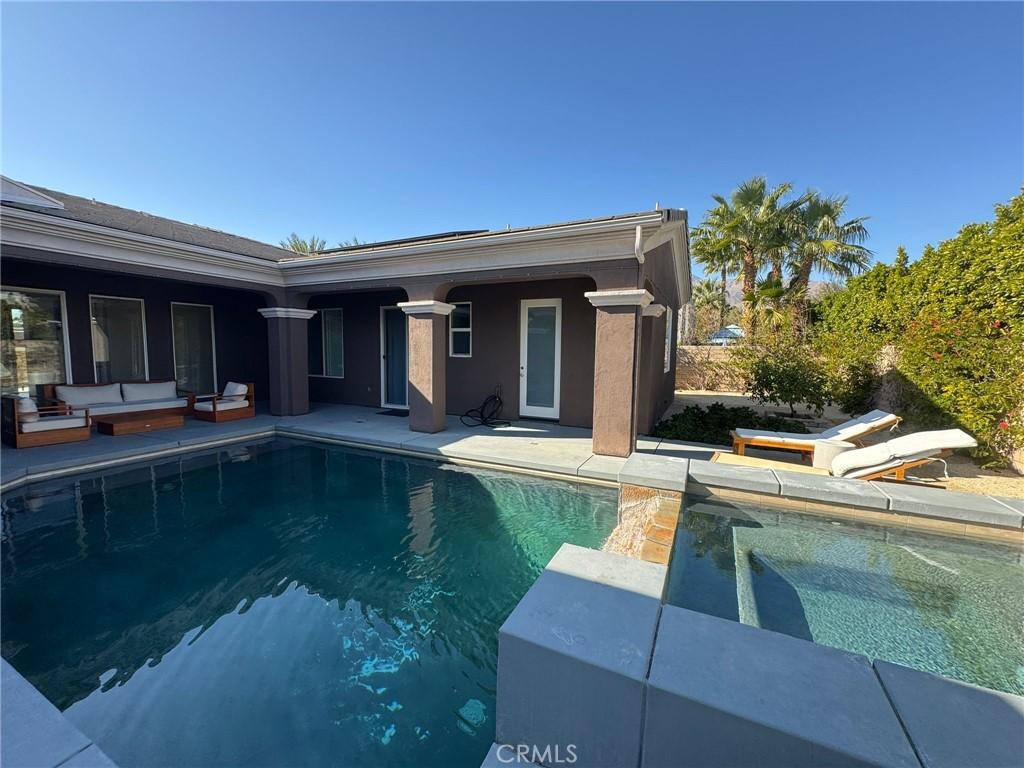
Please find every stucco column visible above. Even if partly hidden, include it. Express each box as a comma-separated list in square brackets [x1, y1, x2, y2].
[585, 289, 653, 457]
[398, 300, 454, 433]
[257, 307, 317, 416]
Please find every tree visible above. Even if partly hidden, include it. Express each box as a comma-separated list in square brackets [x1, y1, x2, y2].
[788, 193, 871, 323]
[691, 224, 742, 329]
[695, 177, 807, 325]
[280, 233, 327, 254]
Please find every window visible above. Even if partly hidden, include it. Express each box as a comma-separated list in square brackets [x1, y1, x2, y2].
[664, 308, 674, 373]
[309, 308, 344, 378]
[172, 303, 217, 394]
[449, 302, 472, 357]
[90, 295, 149, 382]
[1, 287, 72, 396]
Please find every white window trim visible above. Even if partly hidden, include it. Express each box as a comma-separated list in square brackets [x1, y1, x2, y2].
[663, 307, 674, 373]
[170, 302, 218, 393]
[309, 307, 345, 379]
[449, 301, 472, 358]
[1, 285, 74, 386]
[89, 294, 150, 382]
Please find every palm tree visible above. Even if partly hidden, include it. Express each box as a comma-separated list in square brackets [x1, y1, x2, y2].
[280, 233, 327, 255]
[691, 225, 742, 329]
[787, 193, 871, 321]
[697, 177, 807, 324]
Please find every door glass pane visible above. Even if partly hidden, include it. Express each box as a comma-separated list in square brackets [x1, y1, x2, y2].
[173, 304, 216, 394]
[91, 296, 147, 382]
[384, 309, 407, 407]
[323, 309, 345, 377]
[526, 306, 556, 408]
[1, 289, 68, 397]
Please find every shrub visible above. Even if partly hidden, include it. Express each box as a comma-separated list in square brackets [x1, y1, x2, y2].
[732, 321, 829, 416]
[653, 403, 809, 446]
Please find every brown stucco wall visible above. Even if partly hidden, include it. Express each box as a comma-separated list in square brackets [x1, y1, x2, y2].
[1, 257, 270, 397]
[444, 277, 597, 427]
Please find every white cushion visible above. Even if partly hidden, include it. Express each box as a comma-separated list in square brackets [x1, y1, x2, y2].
[830, 429, 977, 478]
[222, 382, 248, 402]
[57, 383, 122, 406]
[194, 399, 250, 413]
[733, 428, 824, 445]
[82, 398, 188, 416]
[821, 410, 900, 441]
[20, 415, 88, 433]
[122, 381, 177, 402]
[812, 439, 856, 470]
[16, 397, 39, 423]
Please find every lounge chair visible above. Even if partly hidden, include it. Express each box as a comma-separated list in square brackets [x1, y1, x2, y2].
[730, 409, 901, 457]
[1, 396, 92, 448]
[715, 428, 977, 482]
[193, 382, 255, 422]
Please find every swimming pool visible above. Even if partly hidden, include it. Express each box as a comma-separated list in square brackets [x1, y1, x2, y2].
[666, 495, 1024, 695]
[0, 438, 618, 768]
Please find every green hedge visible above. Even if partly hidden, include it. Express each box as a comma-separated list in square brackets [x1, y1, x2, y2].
[814, 192, 1024, 463]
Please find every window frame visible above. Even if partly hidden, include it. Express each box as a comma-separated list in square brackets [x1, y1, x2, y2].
[663, 307, 674, 374]
[448, 301, 472, 358]
[170, 301, 218, 394]
[1, 285, 74, 393]
[88, 293, 150, 382]
[309, 307, 345, 379]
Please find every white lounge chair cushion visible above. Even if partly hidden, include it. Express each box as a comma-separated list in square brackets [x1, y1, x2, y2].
[194, 399, 250, 413]
[20, 415, 88, 433]
[74, 398, 188, 416]
[821, 410, 900, 441]
[57, 383, 122, 406]
[122, 381, 177, 402]
[222, 382, 248, 402]
[732, 429, 822, 446]
[831, 429, 977, 478]
[16, 397, 39, 423]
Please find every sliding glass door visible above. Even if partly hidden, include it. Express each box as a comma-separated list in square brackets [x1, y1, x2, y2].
[172, 303, 217, 394]
[90, 295, 148, 382]
[1, 288, 71, 396]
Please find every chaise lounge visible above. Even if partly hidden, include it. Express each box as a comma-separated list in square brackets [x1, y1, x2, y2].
[731, 409, 901, 457]
[716, 428, 977, 482]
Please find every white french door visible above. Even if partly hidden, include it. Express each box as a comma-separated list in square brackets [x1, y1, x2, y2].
[519, 299, 562, 419]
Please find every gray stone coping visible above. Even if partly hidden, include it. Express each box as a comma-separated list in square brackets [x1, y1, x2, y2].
[1, 660, 118, 768]
[874, 660, 1024, 768]
[645, 606, 920, 768]
[775, 469, 890, 510]
[619, 453, 688, 492]
[871, 481, 1024, 529]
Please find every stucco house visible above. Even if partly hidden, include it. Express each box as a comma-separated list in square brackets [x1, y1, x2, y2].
[0, 177, 690, 457]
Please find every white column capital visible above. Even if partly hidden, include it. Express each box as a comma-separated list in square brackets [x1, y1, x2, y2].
[397, 300, 455, 316]
[584, 289, 654, 308]
[642, 303, 666, 317]
[258, 307, 317, 320]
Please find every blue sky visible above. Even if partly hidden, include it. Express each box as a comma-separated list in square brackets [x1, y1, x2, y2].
[2, 2, 1021, 277]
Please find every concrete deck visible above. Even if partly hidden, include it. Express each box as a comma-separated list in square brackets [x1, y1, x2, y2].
[0, 402, 713, 490]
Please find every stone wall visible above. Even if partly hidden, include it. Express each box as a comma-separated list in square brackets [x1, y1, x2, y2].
[674, 345, 744, 391]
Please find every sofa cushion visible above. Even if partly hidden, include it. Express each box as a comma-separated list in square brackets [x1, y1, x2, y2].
[86, 398, 188, 416]
[223, 381, 248, 402]
[20, 415, 89, 433]
[122, 381, 177, 402]
[57, 383, 122, 407]
[16, 397, 39, 423]
[194, 399, 250, 413]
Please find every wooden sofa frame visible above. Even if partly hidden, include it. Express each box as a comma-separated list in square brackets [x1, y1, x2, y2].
[42, 380, 195, 415]
[1, 397, 92, 449]
[193, 382, 256, 423]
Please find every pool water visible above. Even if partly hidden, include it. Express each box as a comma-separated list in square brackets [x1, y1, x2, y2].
[666, 496, 1024, 695]
[0, 438, 618, 768]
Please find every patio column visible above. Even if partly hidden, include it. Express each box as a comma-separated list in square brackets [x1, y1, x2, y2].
[585, 289, 653, 457]
[257, 307, 317, 416]
[398, 300, 454, 433]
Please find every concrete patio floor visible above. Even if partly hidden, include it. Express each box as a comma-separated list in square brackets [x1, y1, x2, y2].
[1, 402, 721, 490]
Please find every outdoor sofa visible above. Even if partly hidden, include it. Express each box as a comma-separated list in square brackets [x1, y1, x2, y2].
[730, 409, 901, 457]
[1, 396, 92, 449]
[42, 380, 194, 417]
